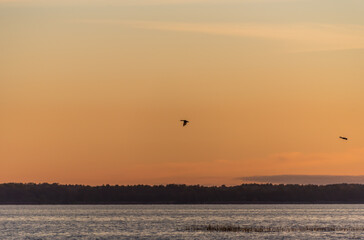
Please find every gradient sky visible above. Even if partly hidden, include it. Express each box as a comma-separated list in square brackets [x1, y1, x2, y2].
[2, 0, 364, 185]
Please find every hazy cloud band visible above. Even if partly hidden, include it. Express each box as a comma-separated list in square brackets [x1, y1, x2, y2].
[241, 175, 364, 185]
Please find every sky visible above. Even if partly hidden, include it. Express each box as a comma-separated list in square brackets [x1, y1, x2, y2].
[1, 0, 364, 186]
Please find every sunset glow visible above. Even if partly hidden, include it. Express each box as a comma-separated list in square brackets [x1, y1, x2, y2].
[2, 0, 364, 185]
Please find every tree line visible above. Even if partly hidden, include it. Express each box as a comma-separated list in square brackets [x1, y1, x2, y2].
[0, 183, 363, 204]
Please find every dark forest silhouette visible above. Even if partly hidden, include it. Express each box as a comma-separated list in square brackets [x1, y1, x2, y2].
[1, 183, 364, 204]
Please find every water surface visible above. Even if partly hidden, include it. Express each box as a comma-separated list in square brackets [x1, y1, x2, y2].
[0, 204, 363, 239]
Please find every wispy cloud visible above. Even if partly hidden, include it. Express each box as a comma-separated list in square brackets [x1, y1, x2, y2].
[241, 175, 364, 185]
[0, 0, 307, 4]
[80, 20, 364, 52]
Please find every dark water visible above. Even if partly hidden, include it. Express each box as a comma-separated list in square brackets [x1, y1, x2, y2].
[0, 204, 364, 239]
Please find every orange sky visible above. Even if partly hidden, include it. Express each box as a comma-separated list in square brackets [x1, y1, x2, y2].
[1, 0, 364, 185]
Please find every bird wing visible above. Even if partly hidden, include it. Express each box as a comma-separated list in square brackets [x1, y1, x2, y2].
[180, 120, 189, 126]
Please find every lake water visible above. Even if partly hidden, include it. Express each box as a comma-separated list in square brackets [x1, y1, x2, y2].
[0, 204, 364, 239]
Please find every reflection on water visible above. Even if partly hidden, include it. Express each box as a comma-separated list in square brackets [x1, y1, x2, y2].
[0, 204, 364, 239]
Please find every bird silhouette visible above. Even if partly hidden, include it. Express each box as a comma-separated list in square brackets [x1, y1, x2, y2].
[339, 136, 348, 140]
[180, 120, 189, 127]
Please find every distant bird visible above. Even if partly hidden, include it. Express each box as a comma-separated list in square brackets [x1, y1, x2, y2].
[180, 120, 189, 127]
[339, 136, 348, 141]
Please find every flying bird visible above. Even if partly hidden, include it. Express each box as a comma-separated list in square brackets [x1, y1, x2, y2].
[339, 136, 348, 140]
[180, 120, 189, 127]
